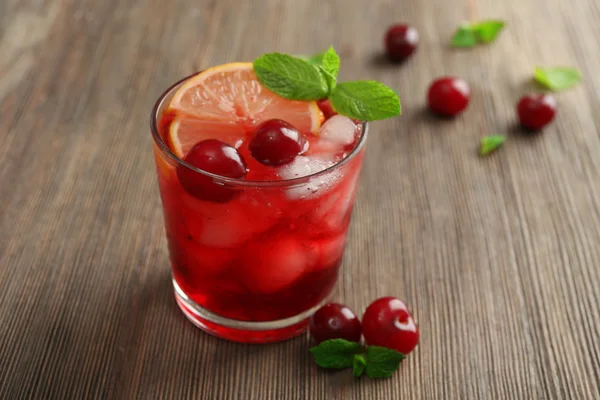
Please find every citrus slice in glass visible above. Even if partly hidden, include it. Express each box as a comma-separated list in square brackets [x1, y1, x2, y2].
[167, 62, 324, 158]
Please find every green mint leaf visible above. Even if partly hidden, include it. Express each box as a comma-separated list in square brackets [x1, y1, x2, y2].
[320, 69, 337, 93]
[253, 53, 329, 100]
[321, 47, 340, 78]
[534, 66, 582, 91]
[329, 81, 401, 121]
[320, 47, 341, 91]
[352, 354, 367, 377]
[306, 52, 325, 66]
[480, 135, 505, 156]
[309, 339, 362, 369]
[451, 24, 477, 48]
[452, 20, 505, 47]
[473, 20, 505, 43]
[364, 346, 405, 379]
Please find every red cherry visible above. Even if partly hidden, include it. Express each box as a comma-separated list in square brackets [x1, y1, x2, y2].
[427, 77, 471, 117]
[517, 94, 557, 131]
[177, 139, 247, 202]
[317, 99, 337, 120]
[385, 24, 419, 62]
[362, 297, 419, 354]
[249, 119, 307, 166]
[310, 303, 362, 344]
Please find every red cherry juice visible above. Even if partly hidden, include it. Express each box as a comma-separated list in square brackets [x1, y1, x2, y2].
[152, 89, 366, 342]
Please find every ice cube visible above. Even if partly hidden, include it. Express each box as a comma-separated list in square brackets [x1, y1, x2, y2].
[278, 156, 341, 199]
[315, 234, 347, 271]
[278, 156, 319, 180]
[194, 215, 247, 248]
[180, 192, 281, 248]
[318, 115, 357, 146]
[238, 236, 319, 293]
[304, 166, 360, 233]
[307, 139, 339, 157]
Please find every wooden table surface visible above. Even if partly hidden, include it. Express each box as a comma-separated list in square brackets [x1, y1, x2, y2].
[2, 0, 600, 398]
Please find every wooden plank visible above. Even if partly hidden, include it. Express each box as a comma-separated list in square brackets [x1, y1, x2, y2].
[1, 0, 599, 398]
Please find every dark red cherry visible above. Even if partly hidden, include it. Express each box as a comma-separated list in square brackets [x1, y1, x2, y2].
[177, 139, 247, 202]
[427, 77, 471, 117]
[385, 24, 419, 62]
[517, 94, 557, 131]
[249, 119, 307, 166]
[310, 303, 362, 344]
[362, 297, 419, 355]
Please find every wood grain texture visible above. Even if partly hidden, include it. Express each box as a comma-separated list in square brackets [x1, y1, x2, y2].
[1, 0, 600, 398]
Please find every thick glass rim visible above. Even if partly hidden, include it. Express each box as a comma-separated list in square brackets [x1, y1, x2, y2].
[150, 73, 369, 188]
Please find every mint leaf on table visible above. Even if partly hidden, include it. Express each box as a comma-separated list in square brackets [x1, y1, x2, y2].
[473, 20, 506, 43]
[451, 24, 477, 48]
[364, 346, 405, 378]
[309, 340, 407, 379]
[352, 354, 367, 377]
[534, 67, 582, 91]
[309, 339, 363, 369]
[451, 20, 505, 47]
[329, 81, 401, 121]
[320, 46, 340, 91]
[253, 53, 329, 100]
[480, 135, 505, 156]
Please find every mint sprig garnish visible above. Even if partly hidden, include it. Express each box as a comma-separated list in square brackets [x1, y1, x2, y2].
[320, 47, 340, 91]
[253, 47, 401, 121]
[305, 52, 325, 66]
[534, 67, 581, 91]
[480, 135, 505, 156]
[451, 20, 506, 47]
[253, 53, 328, 100]
[330, 81, 401, 121]
[310, 339, 406, 379]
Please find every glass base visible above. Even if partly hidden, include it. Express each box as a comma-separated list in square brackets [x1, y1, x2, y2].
[173, 279, 327, 343]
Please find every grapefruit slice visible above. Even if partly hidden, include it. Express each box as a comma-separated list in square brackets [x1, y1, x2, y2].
[167, 62, 323, 158]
